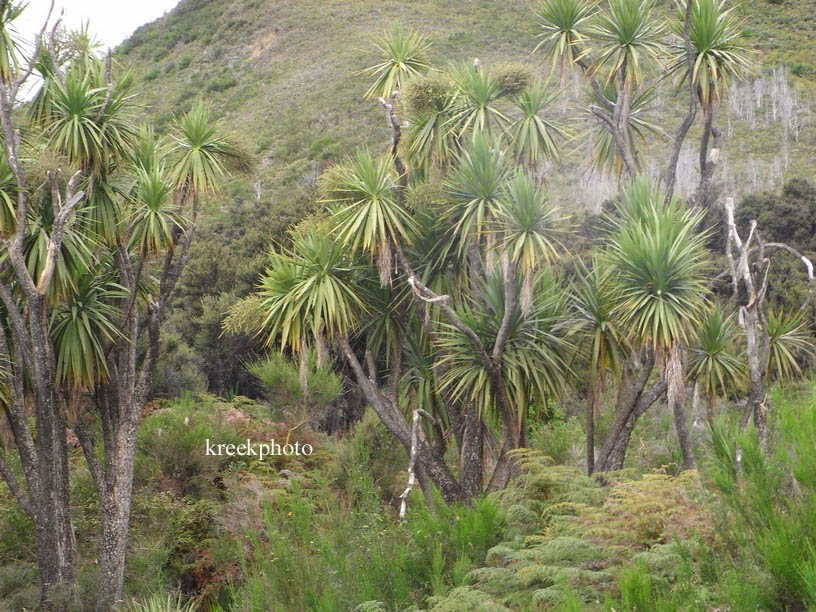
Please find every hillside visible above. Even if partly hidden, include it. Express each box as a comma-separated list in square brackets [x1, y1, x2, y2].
[110, 0, 816, 390]
[119, 0, 815, 215]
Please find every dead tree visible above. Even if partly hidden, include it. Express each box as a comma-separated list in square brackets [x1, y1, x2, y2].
[723, 196, 815, 448]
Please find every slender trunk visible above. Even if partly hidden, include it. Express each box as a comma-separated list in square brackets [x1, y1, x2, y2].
[693, 103, 721, 210]
[663, 0, 699, 204]
[94, 401, 139, 611]
[672, 398, 696, 471]
[668, 345, 696, 471]
[740, 305, 768, 448]
[596, 351, 668, 472]
[586, 381, 598, 475]
[596, 352, 653, 470]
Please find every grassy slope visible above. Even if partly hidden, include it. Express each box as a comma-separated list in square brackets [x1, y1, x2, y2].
[118, 0, 815, 228]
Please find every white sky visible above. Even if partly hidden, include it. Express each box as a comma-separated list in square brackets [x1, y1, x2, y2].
[16, 0, 181, 50]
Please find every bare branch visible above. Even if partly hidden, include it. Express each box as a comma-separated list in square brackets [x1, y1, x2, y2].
[95, 50, 113, 122]
[379, 91, 407, 188]
[407, 274, 487, 355]
[398, 408, 441, 520]
[589, 105, 615, 131]
[492, 253, 516, 361]
[763, 243, 815, 310]
[36, 171, 85, 293]
[10, 0, 55, 96]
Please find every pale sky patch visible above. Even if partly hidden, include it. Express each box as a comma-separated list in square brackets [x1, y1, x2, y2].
[16, 0, 181, 51]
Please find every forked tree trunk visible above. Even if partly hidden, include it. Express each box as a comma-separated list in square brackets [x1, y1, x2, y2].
[338, 335, 466, 503]
[693, 103, 722, 211]
[596, 351, 667, 472]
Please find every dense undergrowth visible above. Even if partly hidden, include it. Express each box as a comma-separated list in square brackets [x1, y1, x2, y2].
[4, 380, 816, 609]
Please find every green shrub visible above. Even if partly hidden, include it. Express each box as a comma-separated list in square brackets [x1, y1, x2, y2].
[709, 385, 816, 609]
[205, 75, 238, 93]
[138, 395, 246, 496]
[617, 562, 654, 611]
[127, 593, 197, 612]
[528, 405, 584, 466]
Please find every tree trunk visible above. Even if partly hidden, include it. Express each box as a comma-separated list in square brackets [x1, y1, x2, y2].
[460, 403, 483, 497]
[740, 305, 769, 448]
[338, 335, 466, 503]
[596, 351, 668, 472]
[705, 393, 715, 425]
[668, 345, 696, 471]
[693, 103, 721, 210]
[597, 378, 668, 472]
[586, 382, 598, 475]
[30, 302, 76, 608]
[596, 352, 653, 470]
[32, 412, 76, 608]
[95, 408, 139, 611]
[672, 398, 696, 471]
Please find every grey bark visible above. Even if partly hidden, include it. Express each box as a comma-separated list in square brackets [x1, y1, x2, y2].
[0, 22, 81, 601]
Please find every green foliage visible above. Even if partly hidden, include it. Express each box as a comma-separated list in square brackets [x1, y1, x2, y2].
[497, 171, 562, 274]
[528, 405, 585, 465]
[437, 269, 573, 422]
[587, 83, 664, 176]
[533, 0, 594, 72]
[326, 150, 417, 256]
[43, 60, 138, 174]
[50, 265, 127, 388]
[248, 351, 343, 408]
[709, 386, 816, 609]
[127, 593, 198, 612]
[327, 409, 407, 502]
[258, 222, 364, 350]
[617, 561, 654, 610]
[667, 0, 753, 107]
[444, 133, 511, 258]
[0, 3, 22, 83]
[589, 0, 665, 87]
[357, 24, 432, 100]
[151, 331, 208, 398]
[128, 165, 184, 255]
[572, 260, 625, 386]
[508, 81, 566, 166]
[402, 74, 457, 173]
[604, 178, 711, 351]
[230, 469, 506, 611]
[0, 153, 17, 235]
[447, 63, 514, 141]
[766, 309, 815, 380]
[169, 101, 254, 195]
[137, 396, 246, 496]
[687, 306, 745, 400]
